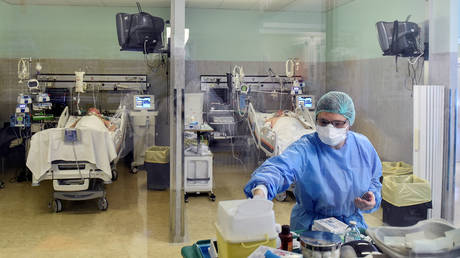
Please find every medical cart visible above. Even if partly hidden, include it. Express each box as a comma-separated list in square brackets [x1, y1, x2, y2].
[184, 123, 215, 202]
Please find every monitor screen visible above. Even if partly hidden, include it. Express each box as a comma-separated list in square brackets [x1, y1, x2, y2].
[297, 96, 314, 109]
[134, 95, 154, 110]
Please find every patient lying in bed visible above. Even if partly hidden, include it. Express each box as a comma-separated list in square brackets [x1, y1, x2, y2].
[71, 108, 116, 132]
[265, 110, 289, 128]
[265, 110, 315, 153]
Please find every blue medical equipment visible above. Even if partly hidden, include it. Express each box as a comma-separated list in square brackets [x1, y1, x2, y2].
[64, 128, 79, 143]
[10, 113, 31, 127]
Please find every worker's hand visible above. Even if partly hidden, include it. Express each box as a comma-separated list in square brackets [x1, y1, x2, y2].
[252, 188, 266, 199]
[354, 191, 375, 211]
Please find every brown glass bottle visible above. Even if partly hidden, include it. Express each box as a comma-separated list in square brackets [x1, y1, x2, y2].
[279, 225, 293, 251]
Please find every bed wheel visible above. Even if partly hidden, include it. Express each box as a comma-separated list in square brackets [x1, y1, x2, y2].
[209, 193, 216, 202]
[130, 167, 138, 174]
[275, 192, 287, 202]
[97, 197, 108, 211]
[52, 199, 63, 213]
[111, 169, 118, 181]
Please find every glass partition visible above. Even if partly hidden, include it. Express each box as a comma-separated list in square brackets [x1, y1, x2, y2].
[184, 0, 326, 242]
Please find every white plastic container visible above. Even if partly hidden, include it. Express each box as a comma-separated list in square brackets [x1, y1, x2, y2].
[216, 199, 278, 258]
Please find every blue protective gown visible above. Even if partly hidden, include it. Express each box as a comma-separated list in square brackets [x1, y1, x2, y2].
[244, 131, 382, 231]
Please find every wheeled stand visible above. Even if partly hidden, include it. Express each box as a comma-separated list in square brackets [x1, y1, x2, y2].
[184, 192, 216, 203]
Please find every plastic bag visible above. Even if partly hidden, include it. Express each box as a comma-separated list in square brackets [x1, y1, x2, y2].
[382, 175, 431, 207]
[144, 146, 170, 164]
[382, 161, 413, 177]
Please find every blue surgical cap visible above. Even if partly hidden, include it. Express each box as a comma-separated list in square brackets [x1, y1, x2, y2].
[315, 91, 355, 126]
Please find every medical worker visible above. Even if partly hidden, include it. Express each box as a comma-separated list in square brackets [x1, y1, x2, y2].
[244, 91, 382, 231]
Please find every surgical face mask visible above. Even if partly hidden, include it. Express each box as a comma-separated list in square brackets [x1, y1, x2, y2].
[316, 124, 348, 146]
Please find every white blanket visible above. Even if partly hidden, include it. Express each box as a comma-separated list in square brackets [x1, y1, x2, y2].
[271, 117, 315, 153]
[74, 115, 107, 131]
[27, 128, 117, 182]
[66, 115, 123, 151]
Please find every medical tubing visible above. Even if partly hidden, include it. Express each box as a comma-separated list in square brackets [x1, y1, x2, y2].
[76, 92, 81, 115]
[71, 142, 84, 182]
[92, 84, 97, 107]
[228, 123, 248, 171]
[306, 109, 316, 130]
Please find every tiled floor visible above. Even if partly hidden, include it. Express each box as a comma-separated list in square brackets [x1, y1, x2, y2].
[0, 156, 383, 257]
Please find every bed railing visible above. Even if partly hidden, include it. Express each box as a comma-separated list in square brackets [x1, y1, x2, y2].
[57, 106, 69, 128]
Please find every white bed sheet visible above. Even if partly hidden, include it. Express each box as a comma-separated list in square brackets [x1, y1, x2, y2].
[27, 128, 117, 183]
[271, 116, 315, 153]
[253, 111, 314, 154]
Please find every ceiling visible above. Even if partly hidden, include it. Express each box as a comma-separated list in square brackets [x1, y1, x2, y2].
[2, 0, 355, 11]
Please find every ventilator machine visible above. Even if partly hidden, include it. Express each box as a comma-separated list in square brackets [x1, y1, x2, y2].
[129, 95, 158, 173]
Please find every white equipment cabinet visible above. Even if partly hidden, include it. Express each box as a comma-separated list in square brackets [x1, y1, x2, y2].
[129, 95, 158, 173]
[184, 148, 215, 202]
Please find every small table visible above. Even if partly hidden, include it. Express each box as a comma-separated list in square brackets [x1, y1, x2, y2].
[184, 123, 214, 153]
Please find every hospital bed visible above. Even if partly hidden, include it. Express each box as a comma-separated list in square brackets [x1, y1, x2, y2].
[26, 106, 128, 212]
[247, 102, 316, 157]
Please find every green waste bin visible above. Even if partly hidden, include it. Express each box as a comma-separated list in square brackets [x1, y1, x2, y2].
[144, 146, 170, 190]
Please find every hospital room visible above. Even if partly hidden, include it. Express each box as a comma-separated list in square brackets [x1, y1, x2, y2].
[1, 0, 460, 257]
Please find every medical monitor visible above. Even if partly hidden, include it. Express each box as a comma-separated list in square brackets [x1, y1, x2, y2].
[116, 11, 164, 53]
[376, 20, 421, 57]
[296, 95, 315, 110]
[133, 95, 155, 111]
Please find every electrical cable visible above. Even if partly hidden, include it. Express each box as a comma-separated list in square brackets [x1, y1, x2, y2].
[228, 123, 248, 172]
[143, 40, 167, 74]
[267, 68, 285, 111]
[405, 50, 424, 92]
[399, 29, 425, 92]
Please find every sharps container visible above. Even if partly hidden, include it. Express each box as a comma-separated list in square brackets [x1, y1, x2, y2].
[300, 231, 342, 258]
[215, 199, 277, 258]
[144, 146, 170, 190]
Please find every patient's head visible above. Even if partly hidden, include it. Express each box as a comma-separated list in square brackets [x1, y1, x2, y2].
[87, 107, 101, 116]
[275, 110, 285, 117]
